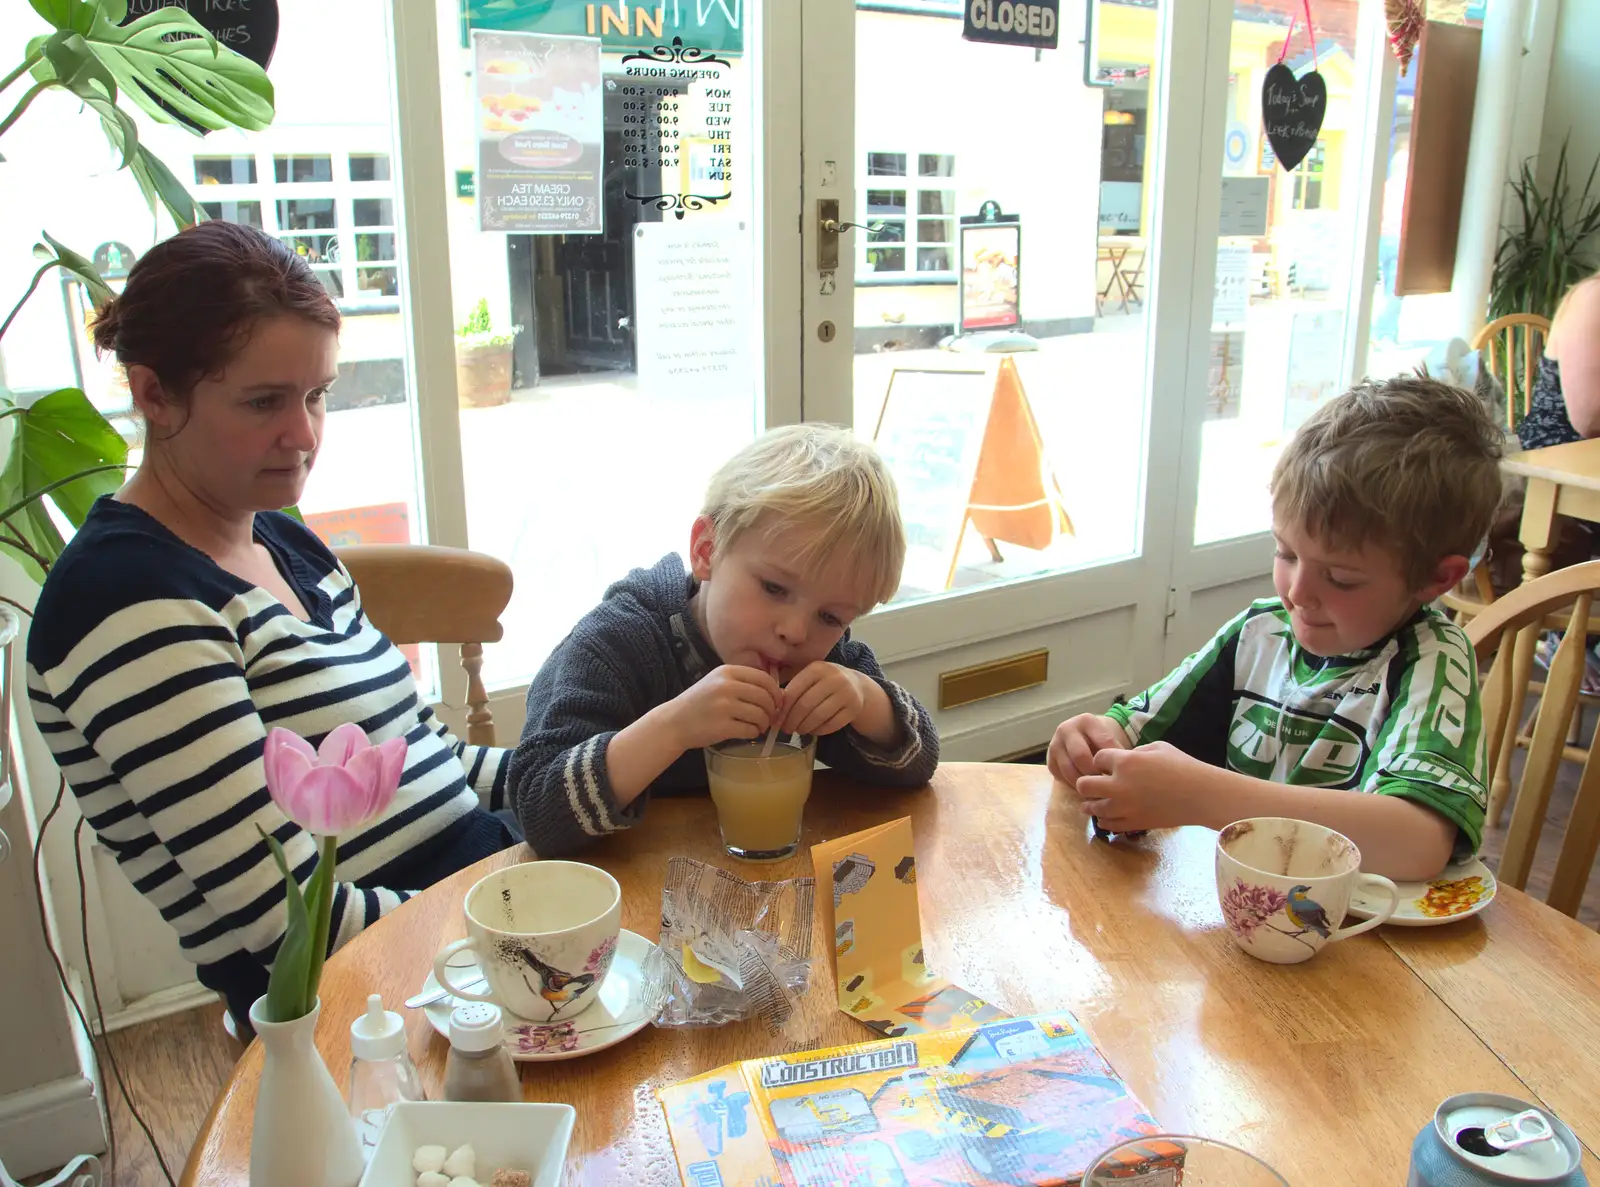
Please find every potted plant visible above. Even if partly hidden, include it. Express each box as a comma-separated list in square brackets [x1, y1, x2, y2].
[454, 298, 521, 408]
[1489, 138, 1600, 323]
[0, 0, 274, 579]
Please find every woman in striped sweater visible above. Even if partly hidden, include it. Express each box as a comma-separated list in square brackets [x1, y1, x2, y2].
[27, 223, 517, 1033]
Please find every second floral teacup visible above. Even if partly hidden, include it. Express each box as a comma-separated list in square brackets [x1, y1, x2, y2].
[1215, 817, 1398, 965]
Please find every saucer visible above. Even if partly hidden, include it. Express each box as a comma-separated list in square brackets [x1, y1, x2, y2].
[1346, 856, 1497, 927]
[417, 929, 659, 1061]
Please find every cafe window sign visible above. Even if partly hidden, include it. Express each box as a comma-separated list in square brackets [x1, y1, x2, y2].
[461, 0, 746, 55]
[959, 202, 1021, 331]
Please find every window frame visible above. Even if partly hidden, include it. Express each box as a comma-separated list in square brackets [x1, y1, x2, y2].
[856, 146, 958, 284]
[193, 150, 401, 310]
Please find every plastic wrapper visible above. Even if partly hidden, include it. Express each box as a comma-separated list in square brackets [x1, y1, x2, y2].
[642, 858, 814, 1033]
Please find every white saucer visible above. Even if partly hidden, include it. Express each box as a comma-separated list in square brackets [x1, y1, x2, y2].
[417, 929, 659, 1061]
[1347, 856, 1497, 927]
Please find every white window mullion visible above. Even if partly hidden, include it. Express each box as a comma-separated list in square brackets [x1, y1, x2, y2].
[386, 0, 468, 554]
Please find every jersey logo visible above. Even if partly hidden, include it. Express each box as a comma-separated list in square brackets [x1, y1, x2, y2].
[1228, 701, 1367, 787]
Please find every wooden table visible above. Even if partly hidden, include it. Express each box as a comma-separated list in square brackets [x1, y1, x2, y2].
[1503, 437, 1600, 587]
[182, 765, 1600, 1185]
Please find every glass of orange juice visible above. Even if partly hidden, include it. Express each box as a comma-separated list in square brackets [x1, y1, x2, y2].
[703, 735, 817, 862]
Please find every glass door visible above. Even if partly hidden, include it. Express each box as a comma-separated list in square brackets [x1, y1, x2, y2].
[420, 0, 792, 693]
[1163, 0, 1394, 666]
[801, 0, 1209, 759]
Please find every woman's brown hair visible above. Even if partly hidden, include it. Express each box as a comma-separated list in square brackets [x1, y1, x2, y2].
[91, 221, 340, 398]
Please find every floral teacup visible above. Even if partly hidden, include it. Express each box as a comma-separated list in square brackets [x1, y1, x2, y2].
[1215, 817, 1398, 964]
[433, 861, 620, 1022]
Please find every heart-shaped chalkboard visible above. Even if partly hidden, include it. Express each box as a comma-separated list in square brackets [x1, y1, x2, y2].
[1260, 62, 1327, 173]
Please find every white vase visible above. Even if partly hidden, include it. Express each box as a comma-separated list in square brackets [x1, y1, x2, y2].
[249, 995, 365, 1187]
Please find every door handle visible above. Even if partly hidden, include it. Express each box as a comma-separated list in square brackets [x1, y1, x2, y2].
[816, 199, 885, 271]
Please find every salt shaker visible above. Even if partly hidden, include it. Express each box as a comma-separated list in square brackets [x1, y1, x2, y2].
[348, 993, 426, 1152]
[442, 1003, 521, 1103]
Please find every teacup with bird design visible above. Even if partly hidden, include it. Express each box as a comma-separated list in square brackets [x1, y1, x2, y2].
[433, 861, 622, 1023]
[1215, 817, 1399, 964]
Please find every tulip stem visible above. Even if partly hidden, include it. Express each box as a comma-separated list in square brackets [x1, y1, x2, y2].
[304, 834, 338, 1008]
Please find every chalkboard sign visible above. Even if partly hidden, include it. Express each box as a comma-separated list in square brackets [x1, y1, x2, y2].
[120, 0, 279, 123]
[1260, 62, 1325, 173]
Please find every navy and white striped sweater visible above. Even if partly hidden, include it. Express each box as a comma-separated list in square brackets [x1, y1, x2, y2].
[27, 499, 511, 987]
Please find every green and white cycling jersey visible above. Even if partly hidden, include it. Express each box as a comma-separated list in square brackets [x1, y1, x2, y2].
[1105, 598, 1486, 857]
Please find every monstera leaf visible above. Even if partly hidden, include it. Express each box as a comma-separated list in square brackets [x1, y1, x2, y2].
[0, 389, 129, 580]
[28, 0, 101, 36]
[0, 233, 114, 344]
[28, 1, 273, 134]
[34, 232, 115, 309]
[130, 143, 203, 227]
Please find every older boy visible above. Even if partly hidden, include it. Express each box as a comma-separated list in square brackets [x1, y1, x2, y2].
[509, 424, 938, 856]
[1048, 376, 1504, 881]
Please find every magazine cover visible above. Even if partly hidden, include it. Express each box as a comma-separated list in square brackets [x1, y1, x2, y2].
[658, 1010, 1178, 1187]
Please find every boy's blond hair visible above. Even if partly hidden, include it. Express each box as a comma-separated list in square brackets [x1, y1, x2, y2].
[701, 424, 906, 608]
[1271, 374, 1504, 590]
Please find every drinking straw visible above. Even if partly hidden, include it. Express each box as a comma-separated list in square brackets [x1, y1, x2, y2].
[759, 662, 782, 759]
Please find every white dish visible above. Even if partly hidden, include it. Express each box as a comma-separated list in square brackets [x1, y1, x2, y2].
[1347, 856, 1497, 927]
[417, 928, 659, 1061]
[359, 1100, 573, 1187]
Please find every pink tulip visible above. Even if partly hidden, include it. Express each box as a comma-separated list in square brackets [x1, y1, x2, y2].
[263, 723, 407, 836]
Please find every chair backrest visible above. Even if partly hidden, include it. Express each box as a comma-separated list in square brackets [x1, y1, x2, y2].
[1466, 560, 1600, 915]
[1471, 313, 1551, 430]
[335, 544, 513, 747]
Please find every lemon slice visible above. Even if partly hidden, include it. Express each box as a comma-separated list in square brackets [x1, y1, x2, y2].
[681, 943, 725, 984]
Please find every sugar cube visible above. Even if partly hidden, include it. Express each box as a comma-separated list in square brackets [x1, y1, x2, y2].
[442, 1145, 477, 1179]
[413, 1146, 447, 1175]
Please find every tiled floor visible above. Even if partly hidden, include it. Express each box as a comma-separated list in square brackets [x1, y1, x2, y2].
[29, 750, 1600, 1187]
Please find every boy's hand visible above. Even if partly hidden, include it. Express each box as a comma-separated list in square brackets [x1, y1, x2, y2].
[779, 662, 870, 737]
[1073, 741, 1205, 832]
[1047, 714, 1129, 790]
[668, 665, 782, 750]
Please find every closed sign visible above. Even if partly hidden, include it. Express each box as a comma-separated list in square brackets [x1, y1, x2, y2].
[964, 0, 1059, 49]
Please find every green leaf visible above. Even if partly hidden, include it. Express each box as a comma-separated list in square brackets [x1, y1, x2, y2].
[29, 0, 104, 36]
[34, 233, 115, 310]
[0, 491, 64, 584]
[130, 144, 202, 227]
[81, 7, 274, 133]
[260, 828, 314, 1022]
[90, 96, 140, 170]
[0, 389, 127, 554]
[30, 32, 141, 170]
[39, 30, 117, 102]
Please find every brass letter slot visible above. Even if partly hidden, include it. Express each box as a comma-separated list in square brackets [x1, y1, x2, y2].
[939, 648, 1049, 711]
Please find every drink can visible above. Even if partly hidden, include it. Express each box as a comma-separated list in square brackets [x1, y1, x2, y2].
[1408, 1093, 1587, 1185]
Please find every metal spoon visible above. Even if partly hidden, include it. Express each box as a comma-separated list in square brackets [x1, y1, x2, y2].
[404, 974, 487, 1010]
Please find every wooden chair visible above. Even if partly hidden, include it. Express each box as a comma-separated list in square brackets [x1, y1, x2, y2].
[1471, 312, 1551, 430]
[1468, 560, 1600, 916]
[335, 544, 513, 746]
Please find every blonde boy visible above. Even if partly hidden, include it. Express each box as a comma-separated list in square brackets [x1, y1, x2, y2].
[1048, 376, 1504, 881]
[509, 424, 938, 856]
